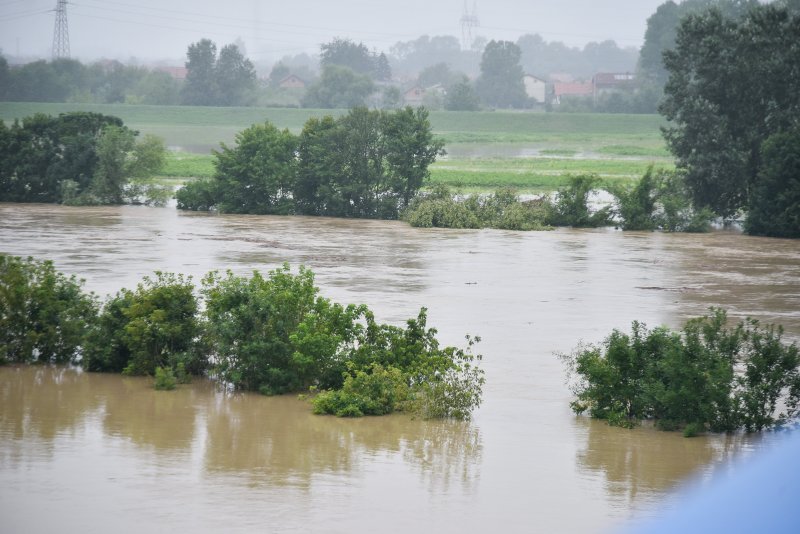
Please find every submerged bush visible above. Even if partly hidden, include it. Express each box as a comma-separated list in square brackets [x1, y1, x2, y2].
[154, 366, 177, 390]
[561, 309, 800, 435]
[607, 168, 714, 232]
[3, 255, 484, 419]
[0, 255, 98, 364]
[404, 185, 551, 231]
[551, 174, 612, 228]
[82, 272, 203, 376]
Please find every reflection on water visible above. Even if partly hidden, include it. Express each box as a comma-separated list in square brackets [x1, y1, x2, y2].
[1, 203, 799, 533]
[574, 417, 763, 511]
[0, 366, 482, 491]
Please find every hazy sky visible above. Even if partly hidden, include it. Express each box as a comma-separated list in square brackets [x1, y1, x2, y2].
[1, 0, 667, 63]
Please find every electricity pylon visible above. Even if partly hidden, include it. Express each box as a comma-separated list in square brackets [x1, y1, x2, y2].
[460, 1, 479, 51]
[52, 0, 70, 59]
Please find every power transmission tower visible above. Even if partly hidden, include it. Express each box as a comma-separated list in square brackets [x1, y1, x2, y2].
[460, 1, 479, 51]
[52, 0, 70, 59]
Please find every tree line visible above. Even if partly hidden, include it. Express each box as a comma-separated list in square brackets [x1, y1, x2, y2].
[177, 106, 444, 219]
[0, 111, 168, 206]
[0, 255, 484, 419]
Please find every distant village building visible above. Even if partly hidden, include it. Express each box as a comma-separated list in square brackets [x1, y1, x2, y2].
[592, 72, 636, 101]
[522, 74, 547, 104]
[278, 74, 306, 90]
[552, 81, 593, 105]
[404, 86, 426, 106]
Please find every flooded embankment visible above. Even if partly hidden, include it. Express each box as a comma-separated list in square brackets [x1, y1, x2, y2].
[1, 203, 799, 533]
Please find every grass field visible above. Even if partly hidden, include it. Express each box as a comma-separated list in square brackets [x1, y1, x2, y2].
[1, 102, 672, 191]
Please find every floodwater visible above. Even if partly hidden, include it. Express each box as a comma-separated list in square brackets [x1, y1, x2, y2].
[1, 203, 799, 533]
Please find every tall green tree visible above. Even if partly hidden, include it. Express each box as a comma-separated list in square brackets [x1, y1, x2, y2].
[214, 44, 257, 106]
[301, 65, 375, 109]
[660, 4, 800, 224]
[746, 128, 800, 238]
[444, 78, 480, 111]
[211, 121, 297, 214]
[182, 39, 217, 105]
[475, 40, 528, 109]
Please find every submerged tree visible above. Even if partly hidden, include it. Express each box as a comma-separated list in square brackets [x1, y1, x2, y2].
[660, 3, 800, 234]
[562, 309, 800, 435]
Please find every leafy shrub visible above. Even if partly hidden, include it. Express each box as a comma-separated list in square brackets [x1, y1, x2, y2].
[0, 255, 98, 364]
[314, 309, 485, 420]
[82, 272, 201, 376]
[655, 171, 714, 232]
[313, 364, 410, 417]
[154, 366, 177, 390]
[176, 178, 218, 211]
[404, 185, 551, 231]
[607, 167, 662, 230]
[551, 174, 612, 227]
[561, 309, 800, 435]
[202, 264, 321, 393]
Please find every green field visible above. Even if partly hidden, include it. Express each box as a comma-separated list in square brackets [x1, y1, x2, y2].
[1, 102, 672, 191]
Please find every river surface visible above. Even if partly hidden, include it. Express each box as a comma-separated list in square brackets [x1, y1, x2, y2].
[1, 203, 799, 533]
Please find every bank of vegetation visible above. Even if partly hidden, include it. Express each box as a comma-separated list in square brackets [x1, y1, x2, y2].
[0, 254, 484, 420]
[561, 309, 800, 436]
[176, 106, 443, 219]
[0, 111, 168, 205]
[403, 170, 712, 232]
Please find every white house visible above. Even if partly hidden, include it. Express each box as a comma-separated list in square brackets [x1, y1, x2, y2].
[523, 74, 547, 104]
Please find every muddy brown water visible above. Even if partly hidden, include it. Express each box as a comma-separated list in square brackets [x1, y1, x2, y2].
[1, 203, 799, 533]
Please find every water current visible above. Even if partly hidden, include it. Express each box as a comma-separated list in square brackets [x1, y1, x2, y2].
[1, 203, 799, 533]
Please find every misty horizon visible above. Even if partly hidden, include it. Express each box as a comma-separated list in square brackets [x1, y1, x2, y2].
[1, 0, 665, 65]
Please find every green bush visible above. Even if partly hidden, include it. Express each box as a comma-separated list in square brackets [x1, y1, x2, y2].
[313, 364, 410, 417]
[561, 309, 800, 435]
[0, 255, 98, 364]
[551, 174, 612, 227]
[175, 178, 218, 211]
[154, 366, 177, 390]
[82, 272, 202, 376]
[403, 185, 551, 231]
[201, 264, 321, 393]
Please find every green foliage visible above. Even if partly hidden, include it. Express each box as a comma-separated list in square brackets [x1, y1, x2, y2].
[212, 121, 297, 214]
[660, 3, 800, 220]
[181, 39, 256, 106]
[301, 65, 375, 109]
[444, 78, 480, 111]
[175, 178, 218, 211]
[403, 185, 552, 231]
[175, 106, 444, 219]
[562, 309, 800, 435]
[607, 167, 712, 232]
[313, 364, 410, 417]
[313, 310, 485, 420]
[154, 366, 177, 390]
[551, 175, 612, 227]
[201, 265, 321, 393]
[476, 41, 529, 109]
[0, 111, 165, 206]
[1, 254, 484, 420]
[319, 38, 391, 81]
[0, 255, 98, 365]
[746, 128, 800, 238]
[608, 167, 661, 230]
[82, 272, 201, 376]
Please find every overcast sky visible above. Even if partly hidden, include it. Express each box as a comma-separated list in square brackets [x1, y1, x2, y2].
[1, 0, 668, 63]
